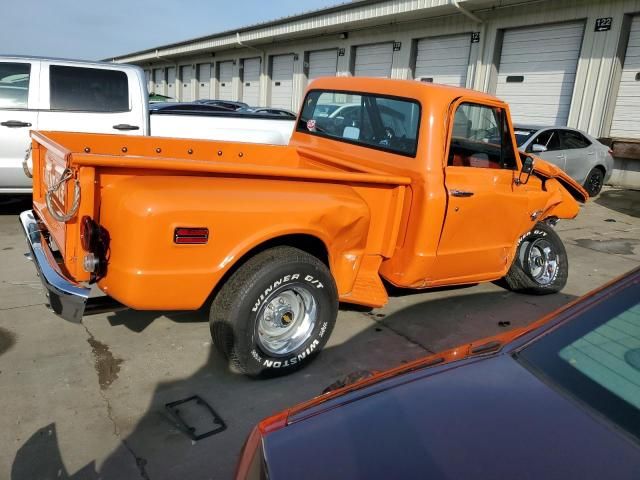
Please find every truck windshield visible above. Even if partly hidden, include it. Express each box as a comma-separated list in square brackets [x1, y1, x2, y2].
[517, 279, 640, 442]
[297, 90, 420, 157]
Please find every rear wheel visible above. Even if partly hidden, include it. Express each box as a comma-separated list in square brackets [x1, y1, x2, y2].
[210, 246, 338, 376]
[583, 167, 604, 197]
[503, 223, 568, 295]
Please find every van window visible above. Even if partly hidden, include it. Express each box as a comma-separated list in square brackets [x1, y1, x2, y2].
[0, 62, 30, 109]
[49, 66, 129, 112]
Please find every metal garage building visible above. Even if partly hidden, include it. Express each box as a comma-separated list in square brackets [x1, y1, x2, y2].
[109, 0, 640, 186]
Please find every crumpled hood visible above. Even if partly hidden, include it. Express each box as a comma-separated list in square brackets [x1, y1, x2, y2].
[531, 156, 589, 202]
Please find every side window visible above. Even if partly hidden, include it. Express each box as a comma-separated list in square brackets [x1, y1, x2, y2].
[297, 90, 420, 156]
[449, 103, 514, 169]
[527, 130, 561, 152]
[0, 62, 30, 109]
[49, 66, 129, 112]
[560, 130, 591, 149]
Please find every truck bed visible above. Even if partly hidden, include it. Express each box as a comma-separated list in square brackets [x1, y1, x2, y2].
[149, 109, 296, 145]
[30, 130, 410, 310]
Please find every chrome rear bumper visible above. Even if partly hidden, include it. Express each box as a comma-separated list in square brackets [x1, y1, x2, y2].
[19, 210, 90, 322]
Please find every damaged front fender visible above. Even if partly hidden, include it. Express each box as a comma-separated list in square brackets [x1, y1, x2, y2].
[531, 157, 589, 202]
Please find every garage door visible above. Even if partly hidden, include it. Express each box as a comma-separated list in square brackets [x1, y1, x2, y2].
[153, 68, 163, 94]
[271, 54, 294, 109]
[197, 63, 211, 99]
[496, 22, 584, 126]
[218, 61, 234, 100]
[308, 49, 338, 81]
[415, 34, 471, 86]
[180, 65, 194, 102]
[167, 67, 176, 99]
[355, 43, 393, 77]
[242, 57, 261, 106]
[611, 16, 640, 138]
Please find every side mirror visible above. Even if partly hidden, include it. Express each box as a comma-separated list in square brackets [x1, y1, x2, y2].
[531, 143, 548, 153]
[517, 156, 535, 185]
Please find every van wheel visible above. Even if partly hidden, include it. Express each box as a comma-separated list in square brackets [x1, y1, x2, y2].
[583, 167, 604, 197]
[503, 223, 568, 295]
[210, 246, 337, 376]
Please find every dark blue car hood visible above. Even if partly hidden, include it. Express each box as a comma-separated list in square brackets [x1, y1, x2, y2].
[264, 355, 640, 479]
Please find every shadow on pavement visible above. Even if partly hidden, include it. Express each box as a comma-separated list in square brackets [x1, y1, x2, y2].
[0, 196, 32, 216]
[11, 288, 577, 479]
[595, 188, 640, 218]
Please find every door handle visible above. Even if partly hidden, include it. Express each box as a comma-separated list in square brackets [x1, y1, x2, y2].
[556, 154, 565, 159]
[1, 120, 32, 128]
[450, 190, 474, 197]
[113, 124, 140, 131]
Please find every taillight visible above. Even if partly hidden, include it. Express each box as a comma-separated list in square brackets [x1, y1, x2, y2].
[174, 227, 209, 244]
[81, 216, 98, 251]
[80, 216, 108, 277]
[608, 148, 614, 156]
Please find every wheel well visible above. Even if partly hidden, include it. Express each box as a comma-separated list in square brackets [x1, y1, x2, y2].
[594, 165, 606, 174]
[202, 234, 329, 309]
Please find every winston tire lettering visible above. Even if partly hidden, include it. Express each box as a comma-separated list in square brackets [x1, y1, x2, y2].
[262, 339, 321, 369]
[251, 273, 325, 312]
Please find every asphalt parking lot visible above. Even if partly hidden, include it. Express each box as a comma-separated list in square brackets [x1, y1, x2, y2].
[1, 188, 639, 480]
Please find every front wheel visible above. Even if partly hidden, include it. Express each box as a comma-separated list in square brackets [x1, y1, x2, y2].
[503, 223, 568, 295]
[210, 246, 338, 376]
[583, 167, 604, 197]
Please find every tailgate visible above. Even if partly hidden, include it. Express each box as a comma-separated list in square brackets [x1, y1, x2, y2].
[31, 131, 96, 282]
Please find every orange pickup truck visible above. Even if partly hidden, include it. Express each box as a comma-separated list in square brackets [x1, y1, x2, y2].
[20, 77, 587, 375]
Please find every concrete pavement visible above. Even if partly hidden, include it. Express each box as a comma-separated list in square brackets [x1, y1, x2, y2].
[1, 189, 638, 480]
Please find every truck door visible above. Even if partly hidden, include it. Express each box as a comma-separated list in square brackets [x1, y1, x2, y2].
[0, 59, 39, 192]
[37, 62, 147, 136]
[432, 101, 530, 282]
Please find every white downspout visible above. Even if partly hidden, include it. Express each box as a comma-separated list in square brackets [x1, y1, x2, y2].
[452, 0, 483, 24]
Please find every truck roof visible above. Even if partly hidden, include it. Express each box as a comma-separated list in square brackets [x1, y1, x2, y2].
[307, 76, 501, 106]
[0, 55, 142, 72]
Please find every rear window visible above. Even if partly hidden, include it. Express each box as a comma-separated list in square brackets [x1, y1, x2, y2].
[0, 62, 30, 109]
[297, 90, 420, 157]
[49, 66, 129, 112]
[517, 280, 640, 442]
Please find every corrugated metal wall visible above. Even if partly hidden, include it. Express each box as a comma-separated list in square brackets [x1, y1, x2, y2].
[136, 0, 640, 139]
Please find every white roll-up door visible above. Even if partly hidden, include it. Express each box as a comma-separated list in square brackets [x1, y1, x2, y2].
[415, 34, 471, 87]
[242, 57, 261, 106]
[153, 68, 163, 95]
[355, 43, 393, 77]
[167, 67, 176, 99]
[611, 16, 640, 138]
[197, 63, 211, 99]
[271, 54, 294, 109]
[180, 65, 194, 102]
[496, 22, 584, 126]
[218, 61, 234, 100]
[308, 49, 338, 81]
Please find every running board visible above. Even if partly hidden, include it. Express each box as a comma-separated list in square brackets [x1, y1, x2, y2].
[340, 255, 388, 308]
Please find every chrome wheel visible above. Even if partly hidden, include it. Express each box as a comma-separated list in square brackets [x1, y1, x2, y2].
[526, 238, 559, 286]
[256, 286, 318, 355]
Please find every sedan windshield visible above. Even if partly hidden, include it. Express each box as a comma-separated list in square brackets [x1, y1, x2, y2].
[517, 278, 640, 442]
[514, 128, 537, 147]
